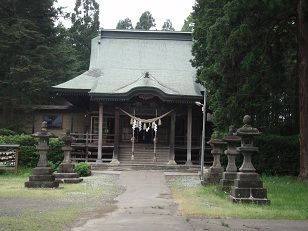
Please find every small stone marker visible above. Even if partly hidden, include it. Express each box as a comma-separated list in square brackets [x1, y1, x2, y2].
[25, 121, 59, 188]
[202, 139, 226, 185]
[229, 115, 270, 205]
[54, 129, 83, 183]
[219, 126, 241, 192]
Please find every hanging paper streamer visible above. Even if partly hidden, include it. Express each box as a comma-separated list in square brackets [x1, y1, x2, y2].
[158, 118, 161, 126]
[130, 118, 133, 125]
[138, 121, 142, 131]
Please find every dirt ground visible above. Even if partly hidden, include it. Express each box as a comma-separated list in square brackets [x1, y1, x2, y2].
[0, 172, 123, 231]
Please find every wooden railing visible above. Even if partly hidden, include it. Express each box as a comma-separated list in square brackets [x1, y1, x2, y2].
[69, 133, 114, 162]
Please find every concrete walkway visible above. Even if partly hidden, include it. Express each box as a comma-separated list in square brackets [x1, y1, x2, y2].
[72, 171, 193, 231]
[72, 171, 308, 231]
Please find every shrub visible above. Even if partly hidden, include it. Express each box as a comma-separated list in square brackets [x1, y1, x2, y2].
[0, 135, 64, 168]
[74, 162, 91, 177]
[254, 134, 299, 176]
[0, 128, 16, 136]
[48, 138, 64, 164]
[218, 134, 299, 176]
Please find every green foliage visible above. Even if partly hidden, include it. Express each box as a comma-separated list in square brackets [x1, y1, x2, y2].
[0, 0, 81, 128]
[48, 138, 64, 165]
[192, 0, 298, 134]
[74, 162, 91, 177]
[116, 18, 134, 30]
[69, 0, 100, 72]
[254, 134, 299, 175]
[0, 128, 16, 136]
[135, 11, 156, 30]
[0, 135, 64, 168]
[0, 134, 38, 167]
[181, 14, 193, 32]
[161, 19, 175, 31]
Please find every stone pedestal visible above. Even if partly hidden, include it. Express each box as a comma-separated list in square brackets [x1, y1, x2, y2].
[219, 128, 241, 192]
[54, 131, 83, 184]
[229, 115, 270, 205]
[202, 139, 226, 185]
[25, 167, 59, 188]
[25, 122, 59, 188]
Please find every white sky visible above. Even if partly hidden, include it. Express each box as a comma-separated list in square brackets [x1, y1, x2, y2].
[55, 0, 195, 31]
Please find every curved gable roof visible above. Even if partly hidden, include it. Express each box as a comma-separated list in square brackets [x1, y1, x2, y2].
[54, 30, 203, 102]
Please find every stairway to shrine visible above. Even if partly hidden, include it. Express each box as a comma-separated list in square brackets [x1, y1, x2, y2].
[118, 144, 170, 164]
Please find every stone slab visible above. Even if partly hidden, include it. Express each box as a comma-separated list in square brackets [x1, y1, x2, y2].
[230, 186, 268, 199]
[209, 167, 224, 173]
[56, 178, 83, 184]
[222, 172, 238, 180]
[236, 172, 260, 181]
[29, 175, 55, 182]
[25, 181, 59, 188]
[229, 195, 271, 205]
[58, 163, 74, 173]
[32, 167, 53, 175]
[234, 179, 263, 188]
[54, 173, 80, 178]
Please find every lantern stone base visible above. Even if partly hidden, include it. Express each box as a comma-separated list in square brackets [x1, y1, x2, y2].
[219, 172, 238, 192]
[25, 167, 59, 188]
[229, 172, 270, 205]
[202, 167, 224, 185]
[54, 163, 83, 184]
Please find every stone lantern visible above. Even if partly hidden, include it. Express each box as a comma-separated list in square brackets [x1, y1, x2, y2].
[229, 115, 270, 204]
[202, 139, 226, 185]
[54, 129, 83, 183]
[219, 126, 241, 192]
[25, 121, 59, 188]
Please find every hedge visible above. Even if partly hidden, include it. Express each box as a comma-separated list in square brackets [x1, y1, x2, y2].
[0, 135, 64, 168]
[254, 134, 299, 176]
[220, 134, 299, 176]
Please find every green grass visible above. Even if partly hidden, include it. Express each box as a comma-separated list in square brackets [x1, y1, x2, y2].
[0, 168, 119, 231]
[168, 176, 308, 220]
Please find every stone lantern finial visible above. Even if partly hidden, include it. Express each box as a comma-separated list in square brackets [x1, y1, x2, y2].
[243, 115, 251, 125]
[41, 121, 48, 132]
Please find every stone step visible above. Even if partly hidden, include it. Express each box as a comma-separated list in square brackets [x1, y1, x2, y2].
[90, 163, 200, 171]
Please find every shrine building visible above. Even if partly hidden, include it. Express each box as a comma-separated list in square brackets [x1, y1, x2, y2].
[51, 29, 210, 166]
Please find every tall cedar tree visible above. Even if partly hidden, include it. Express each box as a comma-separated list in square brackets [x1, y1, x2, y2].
[70, 0, 100, 72]
[135, 11, 156, 30]
[298, 0, 308, 180]
[0, 0, 79, 129]
[181, 14, 193, 32]
[192, 0, 297, 134]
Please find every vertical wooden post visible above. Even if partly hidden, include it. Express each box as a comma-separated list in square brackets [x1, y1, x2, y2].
[96, 103, 103, 163]
[168, 111, 177, 165]
[70, 113, 74, 132]
[186, 105, 192, 165]
[110, 107, 120, 165]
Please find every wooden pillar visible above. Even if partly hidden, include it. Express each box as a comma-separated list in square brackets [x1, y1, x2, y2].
[110, 107, 120, 165]
[186, 105, 192, 165]
[96, 103, 103, 163]
[168, 111, 177, 165]
[70, 113, 74, 132]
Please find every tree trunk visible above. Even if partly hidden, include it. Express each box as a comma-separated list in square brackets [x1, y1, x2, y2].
[298, 0, 308, 181]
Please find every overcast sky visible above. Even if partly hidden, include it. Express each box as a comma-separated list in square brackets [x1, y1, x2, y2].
[55, 0, 195, 31]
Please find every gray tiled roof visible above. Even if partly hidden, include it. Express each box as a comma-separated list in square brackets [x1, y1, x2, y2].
[54, 30, 203, 100]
